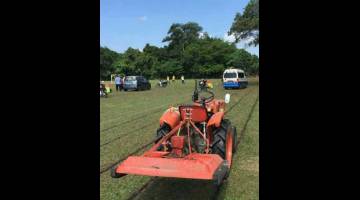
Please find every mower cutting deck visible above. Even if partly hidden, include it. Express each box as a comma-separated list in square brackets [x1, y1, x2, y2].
[115, 154, 228, 181]
[111, 80, 236, 185]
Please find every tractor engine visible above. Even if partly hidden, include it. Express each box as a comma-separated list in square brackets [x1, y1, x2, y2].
[176, 123, 207, 155]
[157, 106, 211, 157]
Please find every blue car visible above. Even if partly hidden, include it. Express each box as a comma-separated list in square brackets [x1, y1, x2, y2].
[124, 76, 151, 91]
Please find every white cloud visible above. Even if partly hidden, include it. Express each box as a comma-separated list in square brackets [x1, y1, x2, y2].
[199, 32, 204, 38]
[223, 33, 259, 56]
[138, 16, 147, 21]
[223, 33, 236, 42]
[223, 32, 258, 44]
[199, 32, 213, 39]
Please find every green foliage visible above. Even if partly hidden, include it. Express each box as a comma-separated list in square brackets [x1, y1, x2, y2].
[182, 38, 237, 77]
[162, 22, 203, 52]
[229, 0, 259, 46]
[100, 47, 120, 80]
[101, 21, 259, 80]
[227, 49, 257, 74]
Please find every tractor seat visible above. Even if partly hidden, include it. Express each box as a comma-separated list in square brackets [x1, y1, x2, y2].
[178, 105, 208, 123]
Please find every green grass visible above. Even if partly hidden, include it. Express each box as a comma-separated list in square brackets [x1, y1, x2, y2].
[100, 78, 259, 200]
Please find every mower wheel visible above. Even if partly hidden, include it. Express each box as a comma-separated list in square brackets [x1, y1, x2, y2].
[110, 165, 121, 178]
[213, 160, 229, 186]
[211, 119, 231, 159]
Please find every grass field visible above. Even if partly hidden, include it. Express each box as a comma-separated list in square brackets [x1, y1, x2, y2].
[100, 78, 259, 200]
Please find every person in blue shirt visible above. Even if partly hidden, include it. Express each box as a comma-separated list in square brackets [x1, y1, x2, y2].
[115, 75, 121, 92]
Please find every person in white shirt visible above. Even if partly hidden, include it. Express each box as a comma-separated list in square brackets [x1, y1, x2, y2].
[115, 75, 121, 92]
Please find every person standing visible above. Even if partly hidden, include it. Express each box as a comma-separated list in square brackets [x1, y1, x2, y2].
[181, 75, 185, 84]
[115, 75, 121, 91]
[172, 75, 175, 83]
[119, 75, 124, 91]
[167, 75, 170, 85]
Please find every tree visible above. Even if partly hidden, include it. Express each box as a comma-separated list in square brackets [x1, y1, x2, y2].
[133, 53, 158, 78]
[156, 60, 183, 78]
[227, 49, 254, 72]
[183, 38, 237, 78]
[249, 55, 259, 75]
[229, 0, 259, 46]
[162, 22, 203, 56]
[227, 49, 259, 75]
[100, 46, 119, 80]
[100, 21, 258, 79]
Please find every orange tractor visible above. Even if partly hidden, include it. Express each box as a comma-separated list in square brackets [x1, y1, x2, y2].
[111, 80, 237, 185]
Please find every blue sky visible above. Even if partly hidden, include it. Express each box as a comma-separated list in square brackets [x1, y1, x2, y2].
[100, 0, 258, 56]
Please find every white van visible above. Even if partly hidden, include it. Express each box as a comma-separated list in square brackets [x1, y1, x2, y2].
[223, 68, 248, 89]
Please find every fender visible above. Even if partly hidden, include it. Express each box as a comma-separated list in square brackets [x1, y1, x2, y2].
[206, 112, 224, 128]
[159, 107, 180, 129]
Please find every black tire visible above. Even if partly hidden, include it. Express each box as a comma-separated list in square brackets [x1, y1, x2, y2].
[124, 89, 128, 91]
[211, 119, 231, 159]
[213, 160, 229, 186]
[155, 123, 171, 151]
[155, 123, 171, 143]
[110, 165, 121, 178]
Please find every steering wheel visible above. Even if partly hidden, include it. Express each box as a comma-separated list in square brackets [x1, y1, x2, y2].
[194, 90, 214, 104]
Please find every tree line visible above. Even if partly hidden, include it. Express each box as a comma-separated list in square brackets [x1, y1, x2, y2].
[100, 0, 259, 80]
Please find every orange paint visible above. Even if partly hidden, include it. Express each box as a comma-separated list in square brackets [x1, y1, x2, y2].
[159, 108, 180, 129]
[115, 153, 225, 180]
[207, 112, 224, 128]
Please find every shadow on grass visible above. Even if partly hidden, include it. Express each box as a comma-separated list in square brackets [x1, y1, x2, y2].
[133, 177, 223, 200]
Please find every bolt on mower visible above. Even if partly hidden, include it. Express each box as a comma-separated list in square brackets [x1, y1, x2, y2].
[111, 80, 237, 186]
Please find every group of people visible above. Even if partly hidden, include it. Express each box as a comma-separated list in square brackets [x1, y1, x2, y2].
[166, 75, 185, 84]
[100, 75, 124, 97]
[103, 74, 186, 95]
[114, 75, 125, 92]
[100, 81, 110, 97]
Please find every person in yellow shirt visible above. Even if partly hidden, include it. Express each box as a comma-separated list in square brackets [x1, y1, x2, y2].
[207, 80, 213, 89]
[167, 76, 170, 84]
[172, 75, 175, 83]
[105, 84, 112, 93]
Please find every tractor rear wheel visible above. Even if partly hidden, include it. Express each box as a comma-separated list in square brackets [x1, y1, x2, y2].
[212, 119, 235, 185]
[211, 119, 231, 159]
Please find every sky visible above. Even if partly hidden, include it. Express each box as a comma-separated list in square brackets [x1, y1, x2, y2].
[100, 0, 258, 56]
